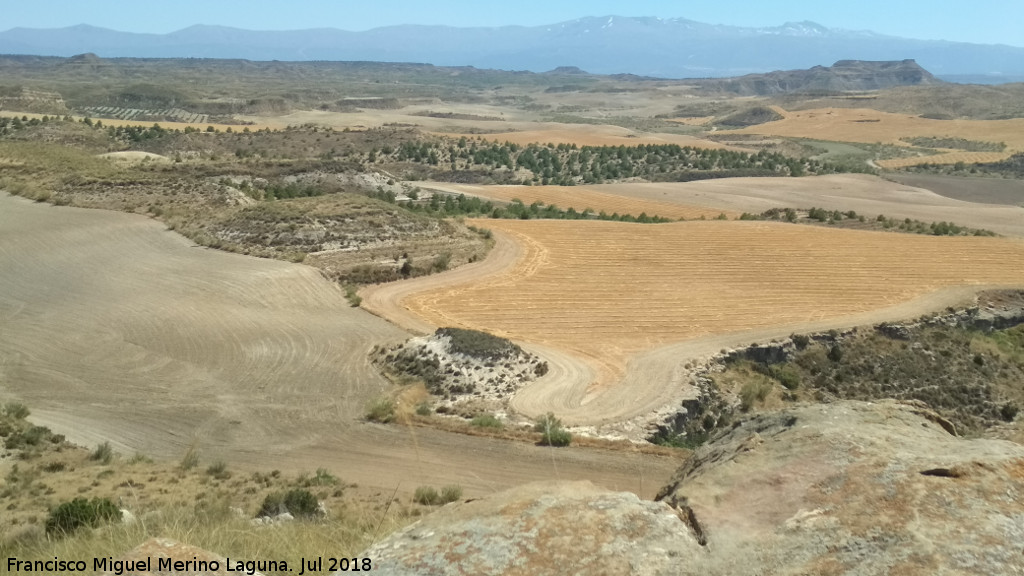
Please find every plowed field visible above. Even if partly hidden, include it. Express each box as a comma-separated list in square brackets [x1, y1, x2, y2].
[397, 219, 1024, 408]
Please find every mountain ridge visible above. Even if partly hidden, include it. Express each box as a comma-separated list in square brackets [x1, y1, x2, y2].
[1, 17, 1023, 81]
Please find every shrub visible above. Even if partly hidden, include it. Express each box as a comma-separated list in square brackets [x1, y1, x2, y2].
[3, 403, 30, 419]
[179, 445, 200, 471]
[740, 380, 772, 412]
[1002, 403, 1019, 422]
[415, 402, 432, 416]
[365, 397, 396, 423]
[206, 460, 231, 480]
[45, 497, 121, 536]
[470, 414, 503, 429]
[790, 334, 810, 350]
[440, 485, 463, 504]
[827, 344, 844, 363]
[413, 486, 440, 505]
[769, 365, 801, 390]
[90, 441, 114, 465]
[534, 412, 572, 447]
[257, 488, 320, 518]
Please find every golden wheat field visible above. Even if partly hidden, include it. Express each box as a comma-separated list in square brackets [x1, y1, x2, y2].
[418, 182, 741, 220]
[403, 219, 1024, 383]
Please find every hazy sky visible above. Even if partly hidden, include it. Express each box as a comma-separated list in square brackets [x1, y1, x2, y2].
[4, 0, 1022, 47]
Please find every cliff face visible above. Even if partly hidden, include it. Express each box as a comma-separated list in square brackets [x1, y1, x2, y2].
[359, 400, 1024, 575]
[705, 59, 942, 95]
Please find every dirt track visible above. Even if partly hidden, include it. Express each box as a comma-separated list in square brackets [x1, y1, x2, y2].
[0, 194, 680, 498]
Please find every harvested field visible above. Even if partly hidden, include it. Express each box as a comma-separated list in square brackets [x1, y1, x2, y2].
[726, 107, 1024, 166]
[0, 194, 679, 497]
[415, 182, 740, 220]
[542, 175, 1024, 237]
[373, 219, 1024, 425]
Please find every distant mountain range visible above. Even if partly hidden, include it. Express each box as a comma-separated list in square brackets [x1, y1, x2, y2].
[2, 16, 1023, 82]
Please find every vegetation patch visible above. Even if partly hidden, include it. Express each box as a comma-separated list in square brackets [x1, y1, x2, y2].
[900, 136, 1006, 152]
[372, 329, 548, 415]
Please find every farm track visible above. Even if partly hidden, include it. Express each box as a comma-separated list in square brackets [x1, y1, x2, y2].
[370, 218, 1024, 426]
[0, 194, 680, 498]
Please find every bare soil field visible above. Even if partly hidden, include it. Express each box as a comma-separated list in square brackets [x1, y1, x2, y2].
[414, 182, 741, 220]
[723, 107, 1024, 166]
[0, 194, 680, 498]
[374, 219, 1024, 425]
[885, 173, 1024, 206]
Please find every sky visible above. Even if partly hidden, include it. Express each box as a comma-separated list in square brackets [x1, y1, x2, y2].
[3, 0, 1022, 47]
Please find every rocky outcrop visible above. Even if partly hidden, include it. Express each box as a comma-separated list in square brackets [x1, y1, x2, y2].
[704, 59, 942, 95]
[358, 481, 703, 575]
[102, 537, 264, 576]
[360, 400, 1024, 575]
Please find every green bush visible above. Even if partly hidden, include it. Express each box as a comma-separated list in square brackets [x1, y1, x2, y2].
[440, 485, 463, 504]
[90, 441, 114, 464]
[769, 365, 801, 390]
[437, 327, 521, 360]
[413, 486, 440, 506]
[45, 497, 121, 536]
[257, 488, 320, 518]
[206, 460, 231, 480]
[365, 397, 396, 423]
[470, 414, 503, 429]
[3, 403, 30, 420]
[740, 380, 772, 412]
[534, 412, 572, 447]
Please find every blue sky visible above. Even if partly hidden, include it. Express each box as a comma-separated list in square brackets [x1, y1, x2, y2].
[4, 1, 1022, 47]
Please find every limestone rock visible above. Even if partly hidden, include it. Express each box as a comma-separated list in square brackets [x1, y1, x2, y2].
[655, 400, 1024, 575]
[359, 400, 1024, 575]
[101, 537, 263, 576]
[358, 481, 703, 576]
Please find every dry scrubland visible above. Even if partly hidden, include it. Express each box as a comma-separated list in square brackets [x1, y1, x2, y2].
[399, 219, 1024, 390]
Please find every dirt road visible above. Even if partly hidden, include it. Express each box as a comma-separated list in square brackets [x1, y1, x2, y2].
[0, 194, 680, 497]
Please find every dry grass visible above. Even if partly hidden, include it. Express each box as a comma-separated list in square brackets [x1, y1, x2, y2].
[402, 219, 1024, 382]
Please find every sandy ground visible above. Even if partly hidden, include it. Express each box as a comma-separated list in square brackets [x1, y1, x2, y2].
[363, 216, 1024, 427]
[0, 194, 680, 498]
